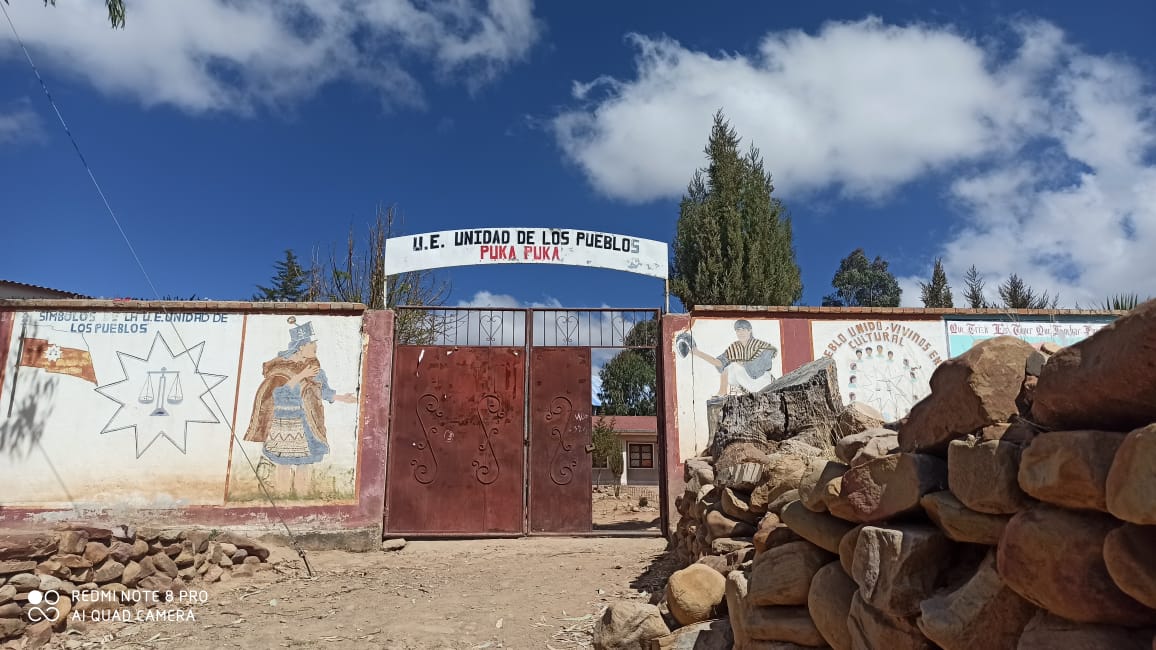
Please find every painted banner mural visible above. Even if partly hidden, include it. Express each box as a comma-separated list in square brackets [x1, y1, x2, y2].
[944, 319, 1111, 356]
[0, 310, 364, 509]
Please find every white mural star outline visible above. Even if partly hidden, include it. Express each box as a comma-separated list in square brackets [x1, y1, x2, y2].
[94, 332, 228, 458]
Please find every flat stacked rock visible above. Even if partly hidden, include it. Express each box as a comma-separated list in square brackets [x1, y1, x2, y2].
[0, 525, 275, 646]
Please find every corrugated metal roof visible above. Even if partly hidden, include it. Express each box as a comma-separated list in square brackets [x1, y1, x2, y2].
[0, 279, 90, 299]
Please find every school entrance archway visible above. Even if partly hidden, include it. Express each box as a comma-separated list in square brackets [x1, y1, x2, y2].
[383, 306, 664, 536]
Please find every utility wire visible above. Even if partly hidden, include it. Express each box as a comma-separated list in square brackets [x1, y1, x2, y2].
[1, 2, 315, 577]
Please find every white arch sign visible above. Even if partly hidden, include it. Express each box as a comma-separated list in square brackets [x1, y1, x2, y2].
[383, 227, 669, 279]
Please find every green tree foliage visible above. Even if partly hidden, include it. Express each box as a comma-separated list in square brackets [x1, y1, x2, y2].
[591, 416, 624, 492]
[597, 319, 658, 416]
[998, 273, 1058, 309]
[253, 250, 311, 302]
[671, 110, 803, 310]
[919, 258, 954, 308]
[963, 265, 988, 308]
[315, 203, 450, 344]
[821, 248, 901, 307]
[9, 1, 126, 28]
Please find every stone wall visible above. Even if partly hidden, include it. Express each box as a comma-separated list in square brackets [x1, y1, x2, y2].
[0, 525, 274, 647]
[596, 300, 1156, 649]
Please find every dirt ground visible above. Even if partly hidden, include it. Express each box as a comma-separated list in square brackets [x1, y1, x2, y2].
[591, 486, 661, 532]
[37, 536, 677, 650]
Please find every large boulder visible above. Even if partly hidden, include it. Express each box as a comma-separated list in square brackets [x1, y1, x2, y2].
[835, 428, 898, 465]
[780, 500, 856, 554]
[648, 619, 733, 650]
[947, 438, 1031, 515]
[1032, 299, 1156, 431]
[834, 453, 947, 523]
[996, 504, 1156, 627]
[1103, 524, 1156, 610]
[833, 402, 885, 441]
[808, 561, 858, 650]
[1017, 611, 1155, 650]
[706, 508, 757, 540]
[847, 593, 935, 650]
[748, 541, 833, 606]
[920, 491, 1009, 546]
[1018, 430, 1127, 512]
[899, 336, 1036, 453]
[666, 564, 727, 626]
[798, 460, 848, 513]
[851, 524, 954, 618]
[916, 550, 1037, 650]
[722, 488, 761, 525]
[593, 602, 670, 650]
[749, 456, 811, 512]
[713, 358, 842, 454]
[1106, 423, 1156, 525]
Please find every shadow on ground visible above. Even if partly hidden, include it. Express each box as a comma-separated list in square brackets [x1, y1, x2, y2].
[630, 541, 682, 603]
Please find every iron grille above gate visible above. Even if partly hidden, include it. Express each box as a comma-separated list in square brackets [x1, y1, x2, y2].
[395, 307, 659, 348]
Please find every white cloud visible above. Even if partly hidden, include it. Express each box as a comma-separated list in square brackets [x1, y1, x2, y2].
[0, 103, 41, 144]
[0, 0, 540, 114]
[456, 290, 560, 308]
[557, 17, 1156, 306]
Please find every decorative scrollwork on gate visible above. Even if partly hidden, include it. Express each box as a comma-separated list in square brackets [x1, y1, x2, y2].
[412, 394, 442, 485]
[545, 396, 578, 485]
[473, 394, 504, 484]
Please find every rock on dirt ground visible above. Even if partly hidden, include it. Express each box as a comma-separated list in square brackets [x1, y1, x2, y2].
[23, 537, 673, 650]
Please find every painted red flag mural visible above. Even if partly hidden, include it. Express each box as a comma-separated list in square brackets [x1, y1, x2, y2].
[19, 337, 97, 384]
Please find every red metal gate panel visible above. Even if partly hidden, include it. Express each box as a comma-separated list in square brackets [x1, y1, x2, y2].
[529, 347, 592, 533]
[386, 346, 525, 535]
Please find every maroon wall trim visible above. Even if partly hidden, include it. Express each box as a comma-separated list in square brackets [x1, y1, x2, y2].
[661, 314, 690, 535]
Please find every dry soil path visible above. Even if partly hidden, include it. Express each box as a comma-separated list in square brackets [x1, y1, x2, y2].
[39, 537, 676, 650]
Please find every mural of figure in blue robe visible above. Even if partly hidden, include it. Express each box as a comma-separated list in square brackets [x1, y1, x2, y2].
[244, 317, 356, 496]
[683, 319, 779, 397]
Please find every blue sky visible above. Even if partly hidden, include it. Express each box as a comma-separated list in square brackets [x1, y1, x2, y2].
[2, 0, 1155, 311]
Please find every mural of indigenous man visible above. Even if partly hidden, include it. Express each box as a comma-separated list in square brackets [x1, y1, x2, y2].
[244, 317, 356, 496]
[681, 319, 779, 397]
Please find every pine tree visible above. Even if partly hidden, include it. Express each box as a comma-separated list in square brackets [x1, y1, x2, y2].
[963, 265, 988, 308]
[821, 249, 901, 307]
[253, 250, 311, 302]
[919, 258, 954, 307]
[670, 111, 803, 309]
[998, 273, 1058, 309]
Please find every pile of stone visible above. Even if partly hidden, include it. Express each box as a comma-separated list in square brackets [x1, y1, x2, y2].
[0, 524, 273, 646]
[596, 300, 1156, 650]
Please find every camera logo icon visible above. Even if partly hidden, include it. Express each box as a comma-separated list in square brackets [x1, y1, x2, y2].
[27, 590, 61, 623]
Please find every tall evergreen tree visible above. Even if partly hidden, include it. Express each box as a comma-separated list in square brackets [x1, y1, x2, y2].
[253, 250, 311, 302]
[919, 258, 954, 307]
[597, 320, 658, 416]
[998, 273, 1058, 309]
[963, 265, 988, 308]
[821, 249, 901, 307]
[670, 111, 803, 310]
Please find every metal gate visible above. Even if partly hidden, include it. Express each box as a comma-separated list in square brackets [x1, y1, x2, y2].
[384, 307, 661, 536]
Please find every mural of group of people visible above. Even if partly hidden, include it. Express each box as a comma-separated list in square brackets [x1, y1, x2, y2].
[844, 343, 930, 421]
[0, 311, 363, 507]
